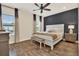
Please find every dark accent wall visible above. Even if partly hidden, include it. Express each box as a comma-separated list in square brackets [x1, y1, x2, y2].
[44, 8, 78, 39]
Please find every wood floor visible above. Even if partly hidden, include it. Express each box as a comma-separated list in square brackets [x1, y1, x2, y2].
[9, 40, 78, 56]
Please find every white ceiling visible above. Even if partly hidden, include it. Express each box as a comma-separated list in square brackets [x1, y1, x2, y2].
[2, 3, 78, 17]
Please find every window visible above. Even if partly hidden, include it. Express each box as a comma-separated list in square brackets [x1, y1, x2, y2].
[2, 15, 15, 35]
[35, 15, 41, 32]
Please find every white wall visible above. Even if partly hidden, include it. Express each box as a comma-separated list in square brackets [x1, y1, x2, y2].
[18, 10, 33, 42]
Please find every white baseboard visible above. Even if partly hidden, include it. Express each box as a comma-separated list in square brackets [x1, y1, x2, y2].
[17, 37, 31, 43]
[20, 37, 31, 42]
[9, 42, 15, 44]
[75, 41, 79, 44]
[9, 37, 31, 44]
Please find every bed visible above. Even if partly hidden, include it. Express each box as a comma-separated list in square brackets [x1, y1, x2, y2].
[32, 24, 64, 50]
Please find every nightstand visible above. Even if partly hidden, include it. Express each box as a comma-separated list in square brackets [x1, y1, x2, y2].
[64, 33, 76, 43]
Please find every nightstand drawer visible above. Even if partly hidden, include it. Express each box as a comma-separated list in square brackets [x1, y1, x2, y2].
[65, 33, 76, 42]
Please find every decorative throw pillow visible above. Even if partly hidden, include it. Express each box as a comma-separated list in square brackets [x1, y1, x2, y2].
[52, 34, 58, 39]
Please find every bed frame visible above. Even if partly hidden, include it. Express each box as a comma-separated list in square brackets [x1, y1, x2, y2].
[32, 24, 64, 50]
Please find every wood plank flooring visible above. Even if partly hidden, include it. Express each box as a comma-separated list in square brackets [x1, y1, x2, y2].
[9, 40, 78, 56]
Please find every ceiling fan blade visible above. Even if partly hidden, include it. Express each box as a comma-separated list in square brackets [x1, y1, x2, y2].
[34, 3, 40, 7]
[33, 9, 40, 11]
[44, 9, 51, 11]
[43, 3, 50, 9]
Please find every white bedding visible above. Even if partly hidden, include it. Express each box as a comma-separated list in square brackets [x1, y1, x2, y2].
[33, 32, 63, 47]
[34, 32, 62, 41]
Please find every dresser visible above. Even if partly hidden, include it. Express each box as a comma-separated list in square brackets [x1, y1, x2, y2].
[0, 32, 9, 56]
[64, 33, 76, 43]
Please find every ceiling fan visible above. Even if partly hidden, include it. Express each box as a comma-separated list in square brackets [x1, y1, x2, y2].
[33, 3, 51, 13]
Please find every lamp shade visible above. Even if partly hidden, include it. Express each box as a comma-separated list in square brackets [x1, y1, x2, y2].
[68, 25, 74, 29]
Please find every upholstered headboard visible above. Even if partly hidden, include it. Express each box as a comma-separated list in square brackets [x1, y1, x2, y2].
[46, 24, 64, 37]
